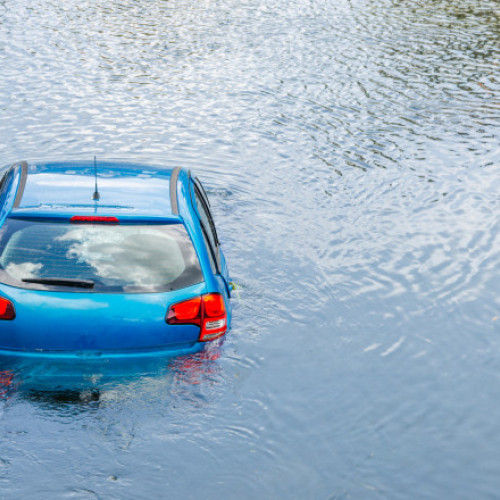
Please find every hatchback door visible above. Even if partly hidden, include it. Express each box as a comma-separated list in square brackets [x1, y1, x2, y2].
[0, 217, 208, 352]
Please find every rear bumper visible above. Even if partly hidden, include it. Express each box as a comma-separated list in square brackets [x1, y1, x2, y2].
[0, 341, 210, 392]
[0, 341, 203, 361]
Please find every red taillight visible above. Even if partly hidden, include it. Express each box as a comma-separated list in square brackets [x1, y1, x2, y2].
[167, 296, 202, 326]
[204, 293, 225, 317]
[70, 216, 119, 224]
[166, 293, 227, 342]
[201, 293, 226, 341]
[0, 297, 15, 320]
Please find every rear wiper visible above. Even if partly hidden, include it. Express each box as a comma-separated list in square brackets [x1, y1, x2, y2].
[22, 278, 95, 289]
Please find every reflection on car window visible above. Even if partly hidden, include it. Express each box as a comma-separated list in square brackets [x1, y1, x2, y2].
[192, 184, 219, 268]
[0, 220, 203, 293]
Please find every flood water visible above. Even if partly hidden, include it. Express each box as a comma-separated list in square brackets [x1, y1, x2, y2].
[1, 0, 500, 497]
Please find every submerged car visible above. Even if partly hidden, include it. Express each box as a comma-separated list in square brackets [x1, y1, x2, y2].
[0, 161, 232, 359]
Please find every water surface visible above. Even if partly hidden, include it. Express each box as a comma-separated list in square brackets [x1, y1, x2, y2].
[1, 0, 500, 498]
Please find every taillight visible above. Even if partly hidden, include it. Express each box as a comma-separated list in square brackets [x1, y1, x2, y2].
[70, 216, 119, 224]
[0, 297, 15, 320]
[166, 293, 227, 342]
[167, 297, 202, 326]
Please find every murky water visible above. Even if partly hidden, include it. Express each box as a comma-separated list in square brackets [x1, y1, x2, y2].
[1, 0, 500, 497]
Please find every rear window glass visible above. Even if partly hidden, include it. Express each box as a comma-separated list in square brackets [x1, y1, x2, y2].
[0, 219, 203, 293]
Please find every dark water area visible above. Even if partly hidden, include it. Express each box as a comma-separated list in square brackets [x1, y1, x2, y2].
[1, 0, 500, 497]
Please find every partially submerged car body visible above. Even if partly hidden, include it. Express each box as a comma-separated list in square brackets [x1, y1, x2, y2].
[0, 161, 231, 359]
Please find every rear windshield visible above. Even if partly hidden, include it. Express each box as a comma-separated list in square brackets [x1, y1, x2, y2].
[0, 219, 203, 293]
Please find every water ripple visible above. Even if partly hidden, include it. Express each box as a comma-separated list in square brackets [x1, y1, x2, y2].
[1, 0, 500, 497]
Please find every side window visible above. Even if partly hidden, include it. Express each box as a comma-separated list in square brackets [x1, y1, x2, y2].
[193, 177, 210, 207]
[0, 167, 12, 195]
[193, 178, 219, 245]
[192, 182, 220, 270]
[0, 168, 13, 206]
[200, 226, 217, 274]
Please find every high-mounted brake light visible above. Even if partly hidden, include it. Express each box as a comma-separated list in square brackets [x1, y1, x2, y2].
[0, 297, 15, 320]
[70, 216, 119, 224]
[166, 293, 227, 342]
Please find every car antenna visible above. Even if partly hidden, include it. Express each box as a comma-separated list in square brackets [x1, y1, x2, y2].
[92, 156, 100, 201]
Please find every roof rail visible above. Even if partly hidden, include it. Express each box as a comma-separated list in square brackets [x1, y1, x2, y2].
[13, 161, 28, 208]
[170, 167, 181, 215]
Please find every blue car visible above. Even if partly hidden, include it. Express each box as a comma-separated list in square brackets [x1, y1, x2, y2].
[0, 161, 232, 359]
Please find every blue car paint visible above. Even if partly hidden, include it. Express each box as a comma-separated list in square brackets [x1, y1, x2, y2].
[0, 283, 206, 351]
[0, 161, 231, 359]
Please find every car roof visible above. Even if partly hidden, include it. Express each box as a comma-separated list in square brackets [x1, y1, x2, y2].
[2, 161, 184, 219]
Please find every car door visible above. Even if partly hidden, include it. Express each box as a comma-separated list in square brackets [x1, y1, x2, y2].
[190, 177, 231, 299]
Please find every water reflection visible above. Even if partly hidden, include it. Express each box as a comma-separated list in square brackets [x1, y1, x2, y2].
[0, 369, 15, 399]
[0, 339, 225, 406]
